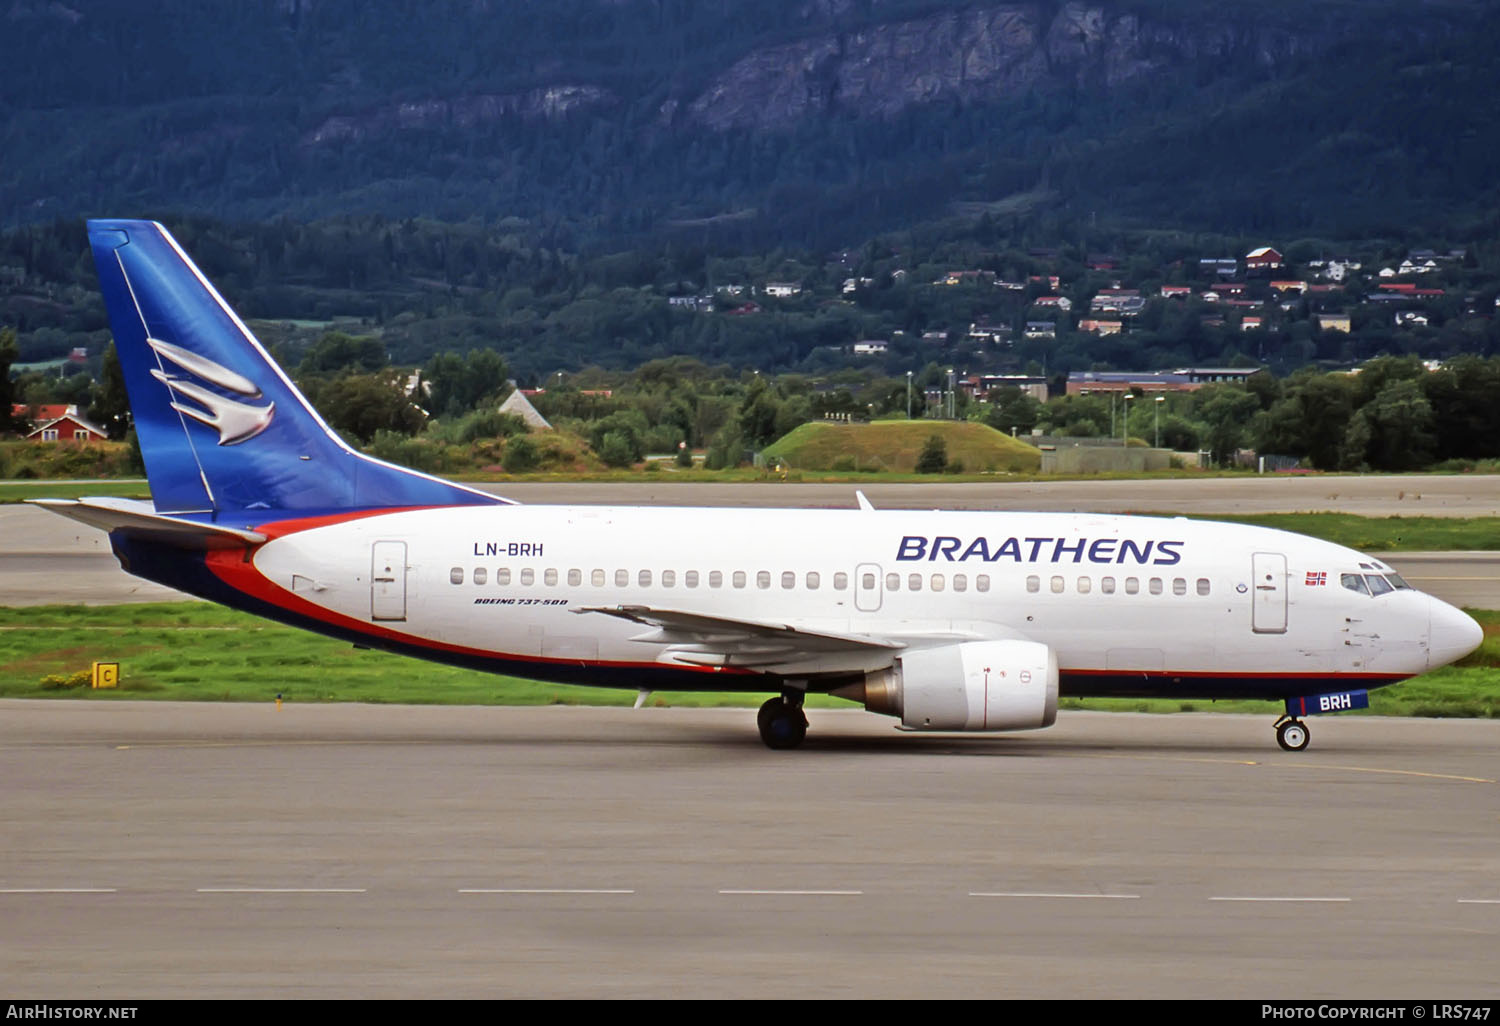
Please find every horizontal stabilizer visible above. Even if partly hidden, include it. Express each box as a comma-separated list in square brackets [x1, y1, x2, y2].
[29, 497, 265, 549]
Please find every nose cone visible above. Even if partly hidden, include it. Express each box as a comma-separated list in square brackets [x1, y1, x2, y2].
[1429, 596, 1484, 669]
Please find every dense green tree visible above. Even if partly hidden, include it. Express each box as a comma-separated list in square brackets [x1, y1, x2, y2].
[87, 343, 132, 439]
[0, 328, 19, 432]
[917, 434, 948, 473]
[308, 372, 425, 443]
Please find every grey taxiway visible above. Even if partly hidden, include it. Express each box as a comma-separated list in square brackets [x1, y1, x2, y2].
[3, 476, 1498, 998]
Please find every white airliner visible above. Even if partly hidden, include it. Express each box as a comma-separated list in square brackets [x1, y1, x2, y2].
[36, 220, 1483, 751]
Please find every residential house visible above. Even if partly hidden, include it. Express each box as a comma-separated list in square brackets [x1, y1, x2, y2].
[1199, 258, 1238, 278]
[1316, 314, 1352, 333]
[1160, 285, 1193, 299]
[1034, 295, 1072, 312]
[1241, 317, 1263, 331]
[1396, 312, 1430, 328]
[26, 413, 108, 443]
[1078, 319, 1123, 335]
[1245, 247, 1283, 272]
[851, 340, 888, 355]
[1024, 321, 1056, 339]
[763, 282, 802, 298]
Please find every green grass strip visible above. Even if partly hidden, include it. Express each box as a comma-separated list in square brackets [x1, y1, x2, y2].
[3, 602, 1496, 718]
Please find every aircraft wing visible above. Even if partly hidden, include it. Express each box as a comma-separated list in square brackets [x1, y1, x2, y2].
[30, 497, 266, 549]
[573, 604, 904, 676]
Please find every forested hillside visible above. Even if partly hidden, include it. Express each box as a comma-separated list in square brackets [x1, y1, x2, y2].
[4, 1, 1499, 247]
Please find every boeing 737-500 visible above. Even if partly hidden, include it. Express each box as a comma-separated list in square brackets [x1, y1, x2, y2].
[34, 220, 1484, 750]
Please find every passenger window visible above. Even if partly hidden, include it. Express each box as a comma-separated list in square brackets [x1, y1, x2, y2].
[757, 571, 771, 589]
[1172, 578, 1186, 596]
[710, 570, 723, 588]
[591, 569, 605, 587]
[862, 573, 875, 590]
[662, 570, 676, 588]
[498, 568, 511, 586]
[568, 569, 581, 587]
[1101, 576, 1116, 594]
[520, 568, 535, 586]
[733, 571, 746, 589]
[953, 573, 967, 592]
[1365, 574, 1394, 596]
[685, 570, 699, 588]
[908, 573, 922, 592]
[544, 568, 558, 586]
[976, 575, 990, 592]
[1196, 578, 1210, 596]
[615, 569, 628, 587]
[1077, 577, 1091, 594]
[1149, 577, 1163, 595]
[1050, 576, 1064, 594]
[639, 570, 652, 587]
[931, 574, 944, 592]
[1125, 577, 1139, 595]
[781, 571, 795, 589]
[450, 567, 464, 585]
[807, 572, 820, 589]
[886, 573, 901, 592]
[1026, 575, 1040, 593]
[473, 567, 487, 585]
[833, 572, 848, 590]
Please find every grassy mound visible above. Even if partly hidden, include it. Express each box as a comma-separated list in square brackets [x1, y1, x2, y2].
[762, 420, 1040, 474]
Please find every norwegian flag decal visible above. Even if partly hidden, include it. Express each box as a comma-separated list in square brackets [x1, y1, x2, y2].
[1305, 571, 1327, 587]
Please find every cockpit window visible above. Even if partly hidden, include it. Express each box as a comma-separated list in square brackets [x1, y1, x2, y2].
[1364, 574, 1394, 596]
[1341, 573, 1370, 596]
[1384, 573, 1411, 590]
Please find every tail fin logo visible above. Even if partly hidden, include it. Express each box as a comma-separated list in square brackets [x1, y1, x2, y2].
[147, 337, 275, 446]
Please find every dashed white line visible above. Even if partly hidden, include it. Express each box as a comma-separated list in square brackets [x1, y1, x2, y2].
[1457, 898, 1500, 904]
[458, 888, 635, 895]
[0, 888, 117, 893]
[1210, 896, 1351, 903]
[719, 889, 863, 896]
[196, 887, 367, 893]
[970, 892, 1140, 900]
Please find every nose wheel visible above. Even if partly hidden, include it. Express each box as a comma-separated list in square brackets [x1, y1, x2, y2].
[757, 694, 808, 750]
[1274, 716, 1310, 752]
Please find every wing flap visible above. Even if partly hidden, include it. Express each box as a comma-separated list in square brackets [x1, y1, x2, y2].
[573, 604, 903, 676]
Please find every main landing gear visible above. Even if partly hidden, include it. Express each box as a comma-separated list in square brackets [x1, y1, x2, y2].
[757, 692, 807, 750]
[1274, 715, 1310, 752]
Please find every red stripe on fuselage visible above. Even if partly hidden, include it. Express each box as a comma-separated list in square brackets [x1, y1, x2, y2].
[201, 522, 756, 677]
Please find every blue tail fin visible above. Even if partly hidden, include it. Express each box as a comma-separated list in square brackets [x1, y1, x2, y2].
[87, 219, 501, 515]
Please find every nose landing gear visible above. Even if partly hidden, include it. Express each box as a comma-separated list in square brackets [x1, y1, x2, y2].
[1274, 715, 1310, 752]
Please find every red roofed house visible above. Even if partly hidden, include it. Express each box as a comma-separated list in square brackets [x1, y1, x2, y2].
[26, 412, 108, 443]
[1246, 247, 1283, 271]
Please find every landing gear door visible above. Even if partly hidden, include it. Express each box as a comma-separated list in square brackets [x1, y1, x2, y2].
[1251, 551, 1287, 634]
[855, 563, 883, 613]
[371, 540, 408, 622]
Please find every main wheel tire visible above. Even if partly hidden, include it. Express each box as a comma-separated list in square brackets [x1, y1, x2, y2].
[1276, 719, 1310, 752]
[757, 697, 808, 750]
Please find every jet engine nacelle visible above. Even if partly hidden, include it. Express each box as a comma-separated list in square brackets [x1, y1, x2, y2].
[853, 640, 1059, 732]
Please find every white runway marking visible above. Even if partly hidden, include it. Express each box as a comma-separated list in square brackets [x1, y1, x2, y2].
[718, 889, 863, 896]
[970, 892, 1140, 899]
[195, 887, 367, 893]
[0, 888, 117, 893]
[458, 888, 635, 895]
[1457, 899, 1500, 904]
[1210, 896, 1351, 903]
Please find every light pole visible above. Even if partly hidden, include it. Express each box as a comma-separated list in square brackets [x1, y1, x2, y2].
[1122, 393, 1134, 446]
[907, 370, 912, 420]
[1154, 395, 1165, 448]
